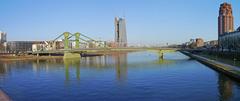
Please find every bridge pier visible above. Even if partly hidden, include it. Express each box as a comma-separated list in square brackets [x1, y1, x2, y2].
[64, 52, 81, 59]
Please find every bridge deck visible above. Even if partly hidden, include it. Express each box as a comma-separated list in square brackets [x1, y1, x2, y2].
[29, 47, 180, 54]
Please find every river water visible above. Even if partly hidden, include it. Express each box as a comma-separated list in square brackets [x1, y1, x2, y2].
[0, 51, 240, 101]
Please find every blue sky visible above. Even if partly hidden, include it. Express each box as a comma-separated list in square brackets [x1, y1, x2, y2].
[0, 0, 239, 45]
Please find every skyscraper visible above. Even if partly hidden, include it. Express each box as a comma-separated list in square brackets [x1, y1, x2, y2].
[0, 31, 7, 43]
[218, 2, 234, 36]
[115, 17, 127, 47]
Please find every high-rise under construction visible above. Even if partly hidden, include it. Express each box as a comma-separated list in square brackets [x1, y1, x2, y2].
[115, 17, 127, 47]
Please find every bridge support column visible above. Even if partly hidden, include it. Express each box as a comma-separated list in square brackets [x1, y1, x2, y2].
[75, 32, 80, 49]
[64, 52, 81, 59]
[64, 32, 70, 50]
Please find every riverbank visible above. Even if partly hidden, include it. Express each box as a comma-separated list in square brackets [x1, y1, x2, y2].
[0, 55, 63, 61]
[0, 90, 11, 101]
[0, 50, 139, 61]
[181, 51, 240, 81]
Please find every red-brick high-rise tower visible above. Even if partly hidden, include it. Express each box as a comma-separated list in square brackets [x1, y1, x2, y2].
[218, 3, 234, 36]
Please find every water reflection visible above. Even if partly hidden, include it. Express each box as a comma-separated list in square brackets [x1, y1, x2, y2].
[0, 62, 9, 76]
[218, 74, 233, 101]
[113, 53, 128, 81]
[0, 53, 238, 101]
[155, 59, 176, 65]
[32, 59, 64, 72]
[0, 63, 6, 74]
[80, 55, 109, 68]
[64, 58, 81, 81]
[0, 52, 198, 81]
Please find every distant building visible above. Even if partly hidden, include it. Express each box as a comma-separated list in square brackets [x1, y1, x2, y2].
[183, 38, 204, 49]
[0, 31, 7, 43]
[209, 40, 218, 46]
[32, 41, 64, 52]
[219, 31, 240, 51]
[0, 31, 7, 52]
[115, 17, 127, 47]
[218, 2, 234, 37]
[218, 2, 240, 51]
[7, 41, 42, 53]
[204, 40, 218, 48]
[196, 38, 204, 48]
[107, 41, 117, 48]
[95, 41, 106, 48]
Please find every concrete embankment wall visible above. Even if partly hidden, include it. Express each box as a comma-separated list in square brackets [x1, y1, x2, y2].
[181, 51, 240, 81]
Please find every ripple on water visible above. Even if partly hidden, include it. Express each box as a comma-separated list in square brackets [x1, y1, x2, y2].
[0, 52, 239, 101]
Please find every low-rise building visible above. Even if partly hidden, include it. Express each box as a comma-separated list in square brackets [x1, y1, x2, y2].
[107, 41, 117, 48]
[204, 40, 218, 48]
[219, 30, 240, 51]
[183, 38, 204, 49]
[196, 38, 204, 48]
[7, 41, 42, 53]
[32, 41, 64, 52]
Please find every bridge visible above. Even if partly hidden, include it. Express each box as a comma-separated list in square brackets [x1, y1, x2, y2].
[30, 47, 179, 59]
[28, 32, 180, 59]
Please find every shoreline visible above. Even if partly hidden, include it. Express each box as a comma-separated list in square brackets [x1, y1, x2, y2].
[181, 51, 240, 81]
[0, 55, 63, 61]
[0, 50, 139, 61]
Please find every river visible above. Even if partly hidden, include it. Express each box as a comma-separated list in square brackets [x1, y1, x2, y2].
[0, 51, 240, 101]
